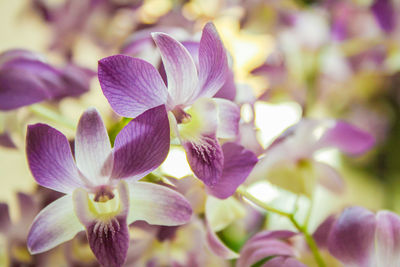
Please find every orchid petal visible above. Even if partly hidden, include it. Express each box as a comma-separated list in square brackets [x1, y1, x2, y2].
[26, 124, 84, 194]
[317, 121, 375, 156]
[27, 195, 84, 254]
[328, 206, 376, 266]
[371, 0, 395, 33]
[214, 98, 240, 139]
[180, 98, 224, 186]
[375, 211, 400, 266]
[237, 231, 297, 267]
[152, 32, 198, 106]
[0, 61, 53, 110]
[313, 161, 344, 194]
[205, 221, 238, 259]
[112, 105, 170, 180]
[313, 215, 337, 249]
[195, 22, 228, 100]
[98, 55, 168, 118]
[75, 108, 113, 186]
[264, 257, 307, 267]
[127, 181, 192, 226]
[73, 181, 130, 267]
[206, 143, 258, 199]
[0, 203, 11, 233]
[0, 132, 16, 148]
[214, 70, 236, 101]
[17, 192, 38, 221]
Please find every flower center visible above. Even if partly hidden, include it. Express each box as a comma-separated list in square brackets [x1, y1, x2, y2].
[172, 106, 191, 124]
[93, 185, 115, 203]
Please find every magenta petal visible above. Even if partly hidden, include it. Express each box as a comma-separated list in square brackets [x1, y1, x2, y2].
[98, 55, 168, 118]
[26, 124, 84, 194]
[206, 142, 258, 199]
[183, 134, 224, 187]
[112, 105, 170, 180]
[196, 22, 228, 99]
[75, 108, 113, 186]
[328, 206, 376, 266]
[371, 0, 395, 33]
[317, 121, 375, 156]
[375, 211, 400, 265]
[152, 32, 198, 106]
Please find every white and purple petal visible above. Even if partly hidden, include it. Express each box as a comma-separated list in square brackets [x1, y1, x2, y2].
[112, 105, 170, 180]
[75, 108, 113, 186]
[152, 32, 198, 107]
[127, 181, 192, 226]
[98, 55, 168, 118]
[214, 98, 240, 139]
[26, 124, 84, 194]
[27, 195, 84, 254]
[195, 22, 228, 100]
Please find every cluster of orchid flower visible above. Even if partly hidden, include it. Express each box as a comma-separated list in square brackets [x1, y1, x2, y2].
[1, 0, 400, 266]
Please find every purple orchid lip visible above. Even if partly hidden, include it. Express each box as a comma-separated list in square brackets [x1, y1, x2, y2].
[26, 107, 192, 267]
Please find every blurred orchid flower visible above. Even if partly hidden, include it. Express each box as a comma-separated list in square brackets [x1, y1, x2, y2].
[237, 230, 306, 267]
[99, 22, 241, 188]
[0, 49, 94, 111]
[326, 206, 400, 266]
[26, 107, 192, 267]
[249, 119, 375, 196]
[371, 0, 396, 33]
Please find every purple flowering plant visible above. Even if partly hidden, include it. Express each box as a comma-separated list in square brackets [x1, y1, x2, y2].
[2, 0, 400, 266]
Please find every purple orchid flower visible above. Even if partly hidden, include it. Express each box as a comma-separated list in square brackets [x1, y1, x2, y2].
[0, 49, 94, 111]
[26, 107, 192, 267]
[98, 22, 240, 188]
[371, 0, 396, 33]
[237, 230, 306, 267]
[249, 119, 375, 195]
[326, 206, 400, 266]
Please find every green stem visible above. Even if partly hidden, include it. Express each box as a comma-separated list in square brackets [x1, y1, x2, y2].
[236, 186, 326, 267]
[29, 104, 75, 130]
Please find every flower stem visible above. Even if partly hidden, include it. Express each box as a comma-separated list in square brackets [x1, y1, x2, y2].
[29, 104, 76, 130]
[236, 186, 326, 267]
